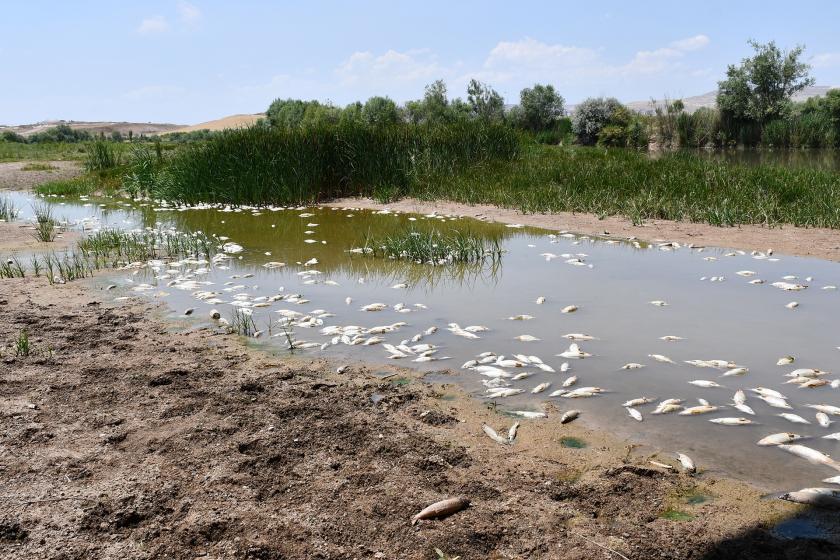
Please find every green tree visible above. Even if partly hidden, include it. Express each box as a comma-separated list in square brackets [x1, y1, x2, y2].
[717, 40, 814, 123]
[466, 79, 505, 122]
[266, 98, 340, 128]
[405, 80, 455, 124]
[517, 84, 564, 131]
[571, 97, 625, 145]
[361, 96, 402, 126]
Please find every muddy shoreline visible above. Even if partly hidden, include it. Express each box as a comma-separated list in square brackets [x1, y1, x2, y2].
[323, 198, 840, 263]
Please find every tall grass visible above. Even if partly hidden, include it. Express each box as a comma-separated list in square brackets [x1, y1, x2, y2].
[84, 140, 122, 172]
[31, 203, 58, 242]
[151, 122, 519, 205]
[408, 145, 840, 228]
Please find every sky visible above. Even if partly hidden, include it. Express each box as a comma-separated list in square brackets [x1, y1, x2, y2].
[2, 0, 840, 125]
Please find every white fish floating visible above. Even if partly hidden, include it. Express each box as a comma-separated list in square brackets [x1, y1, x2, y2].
[709, 417, 753, 426]
[777, 355, 795, 366]
[688, 380, 724, 388]
[535, 296, 546, 305]
[649, 354, 675, 364]
[659, 335, 684, 342]
[514, 335, 541, 342]
[777, 444, 840, 472]
[679, 405, 719, 415]
[507, 411, 547, 419]
[807, 404, 840, 416]
[562, 376, 577, 387]
[623, 397, 654, 407]
[772, 281, 807, 291]
[486, 388, 525, 398]
[557, 343, 591, 359]
[560, 305, 578, 314]
[785, 301, 799, 309]
[562, 333, 596, 341]
[626, 407, 643, 422]
[621, 363, 645, 370]
[757, 433, 803, 446]
[531, 382, 551, 394]
[361, 303, 387, 312]
[649, 300, 669, 307]
[778, 413, 811, 424]
[721, 367, 749, 377]
[817, 412, 832, 428]
[508, 314, 534, 321]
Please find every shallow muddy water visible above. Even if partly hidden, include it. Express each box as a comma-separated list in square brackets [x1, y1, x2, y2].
[5, 190, 840, 492]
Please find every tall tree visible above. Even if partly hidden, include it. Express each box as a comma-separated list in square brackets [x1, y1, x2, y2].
[518, 84, 564, 131]
[466, 79, 505, 122]
[717, 40, 814, 123]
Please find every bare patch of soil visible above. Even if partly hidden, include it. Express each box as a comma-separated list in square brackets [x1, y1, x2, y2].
[0, 161, 82, 191]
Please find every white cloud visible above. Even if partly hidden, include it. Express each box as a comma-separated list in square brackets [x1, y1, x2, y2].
[670, 34, 710, 52]
[178, 1, 201, 23]
[479, 35, 710, 85]
[812, 52, 840, 68]
[336, 48, 453, 88]
[137, 16, 169, 35]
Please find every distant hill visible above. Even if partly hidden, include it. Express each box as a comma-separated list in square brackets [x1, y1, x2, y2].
[166, 114, 264, 134]
[0, 120, 183, 138]
[624, 85, 836, 114]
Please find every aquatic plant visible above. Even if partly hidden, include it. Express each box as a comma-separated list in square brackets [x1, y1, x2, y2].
[31, 203, 58, 242]
[150, 121, 519, 205]
[84, 140, 122, 172]
[0, 196, 18, 222]
[35, 176, 98, 197]
[229, 309, 258, 337]
[0, 255, 26, 278]
[359, 228, 503, 264]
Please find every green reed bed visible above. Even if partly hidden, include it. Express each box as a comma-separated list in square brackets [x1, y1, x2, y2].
[77, 229, 213, 266]
[150, 122, 519, 205]
[360, 228, 503, 264]
[31, 203, 58, 242]
[407, 145, 840, 228]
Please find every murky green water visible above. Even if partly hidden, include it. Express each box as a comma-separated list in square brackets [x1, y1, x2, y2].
[5, 190, 840, 494]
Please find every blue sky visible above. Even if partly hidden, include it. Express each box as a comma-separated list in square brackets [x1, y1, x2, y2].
[3, 1, 840, 125]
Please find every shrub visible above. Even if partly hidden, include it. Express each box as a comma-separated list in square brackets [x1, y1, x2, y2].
[571, 97, 625, 145]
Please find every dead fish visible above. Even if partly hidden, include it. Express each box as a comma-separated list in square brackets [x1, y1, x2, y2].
[817, 412, 832, 428]
[709, 417, 753, 426]
[560, 305, 578, 313]
[777, 355, 795, 366]
[779, 413, 811, 424]
[621, 363, 645, 370]
[650, 460, 676, 471]
[823, 433, 840, 441]
[649, 300, 669, 307]
[562, 333, 596, 341]
[535, 296, 546, 304]
[507, 411, 546, 419]
[752, 387, 787, 400]
[626, 407, 643, 422]
[560, 410, 580, 424]
[508, 314, 534, 321]
[757, 432, 803, 446]
[721, 367, 749, 377]
[785, 301, 799, 309]
[623, 397, 654, 407]
[508, 422, 520, 443]
[514, 335, 541, 342]
[689, 380, 724, 388]
[562, 376, 578, 387]
[824, 475, 840, 484]
[676, 452, 696, 473]
[184, 308, 195, 316]
[482, 425, 511, 446]
[778, 444, 840, 472]
[808, 404, 840, 416]
[649, 354, 675, 364]
[531, 382, 551, 394]
[209, 309, 221, 320]
[679, 405, 719, 415]
[411, 496, 470, 525]
[780, 488, 840, 509]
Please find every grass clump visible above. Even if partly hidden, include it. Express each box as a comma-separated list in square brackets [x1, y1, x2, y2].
[31, 203, 58, 242]
[15, 329, 31, 357]
[0, 255, 26, 278]
[0, 196, 18, 222]
[84, 140, 122, 172]
[35, 176, 99, 197]
[359, 228, 502, 264]
[21, 162, 58, 171]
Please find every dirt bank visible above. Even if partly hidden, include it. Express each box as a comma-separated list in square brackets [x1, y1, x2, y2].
[324, 198, 840, 262]
[1, 274, 838, 559]
[0, 161, 82, 191]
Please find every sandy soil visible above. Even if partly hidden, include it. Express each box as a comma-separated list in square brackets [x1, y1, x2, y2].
[1, 277, 838, 558]
[0, 222, 79, 253]
[0, 161, 83, 191]
[324, 198, 840, 262]
[167, 114, 265, 134]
